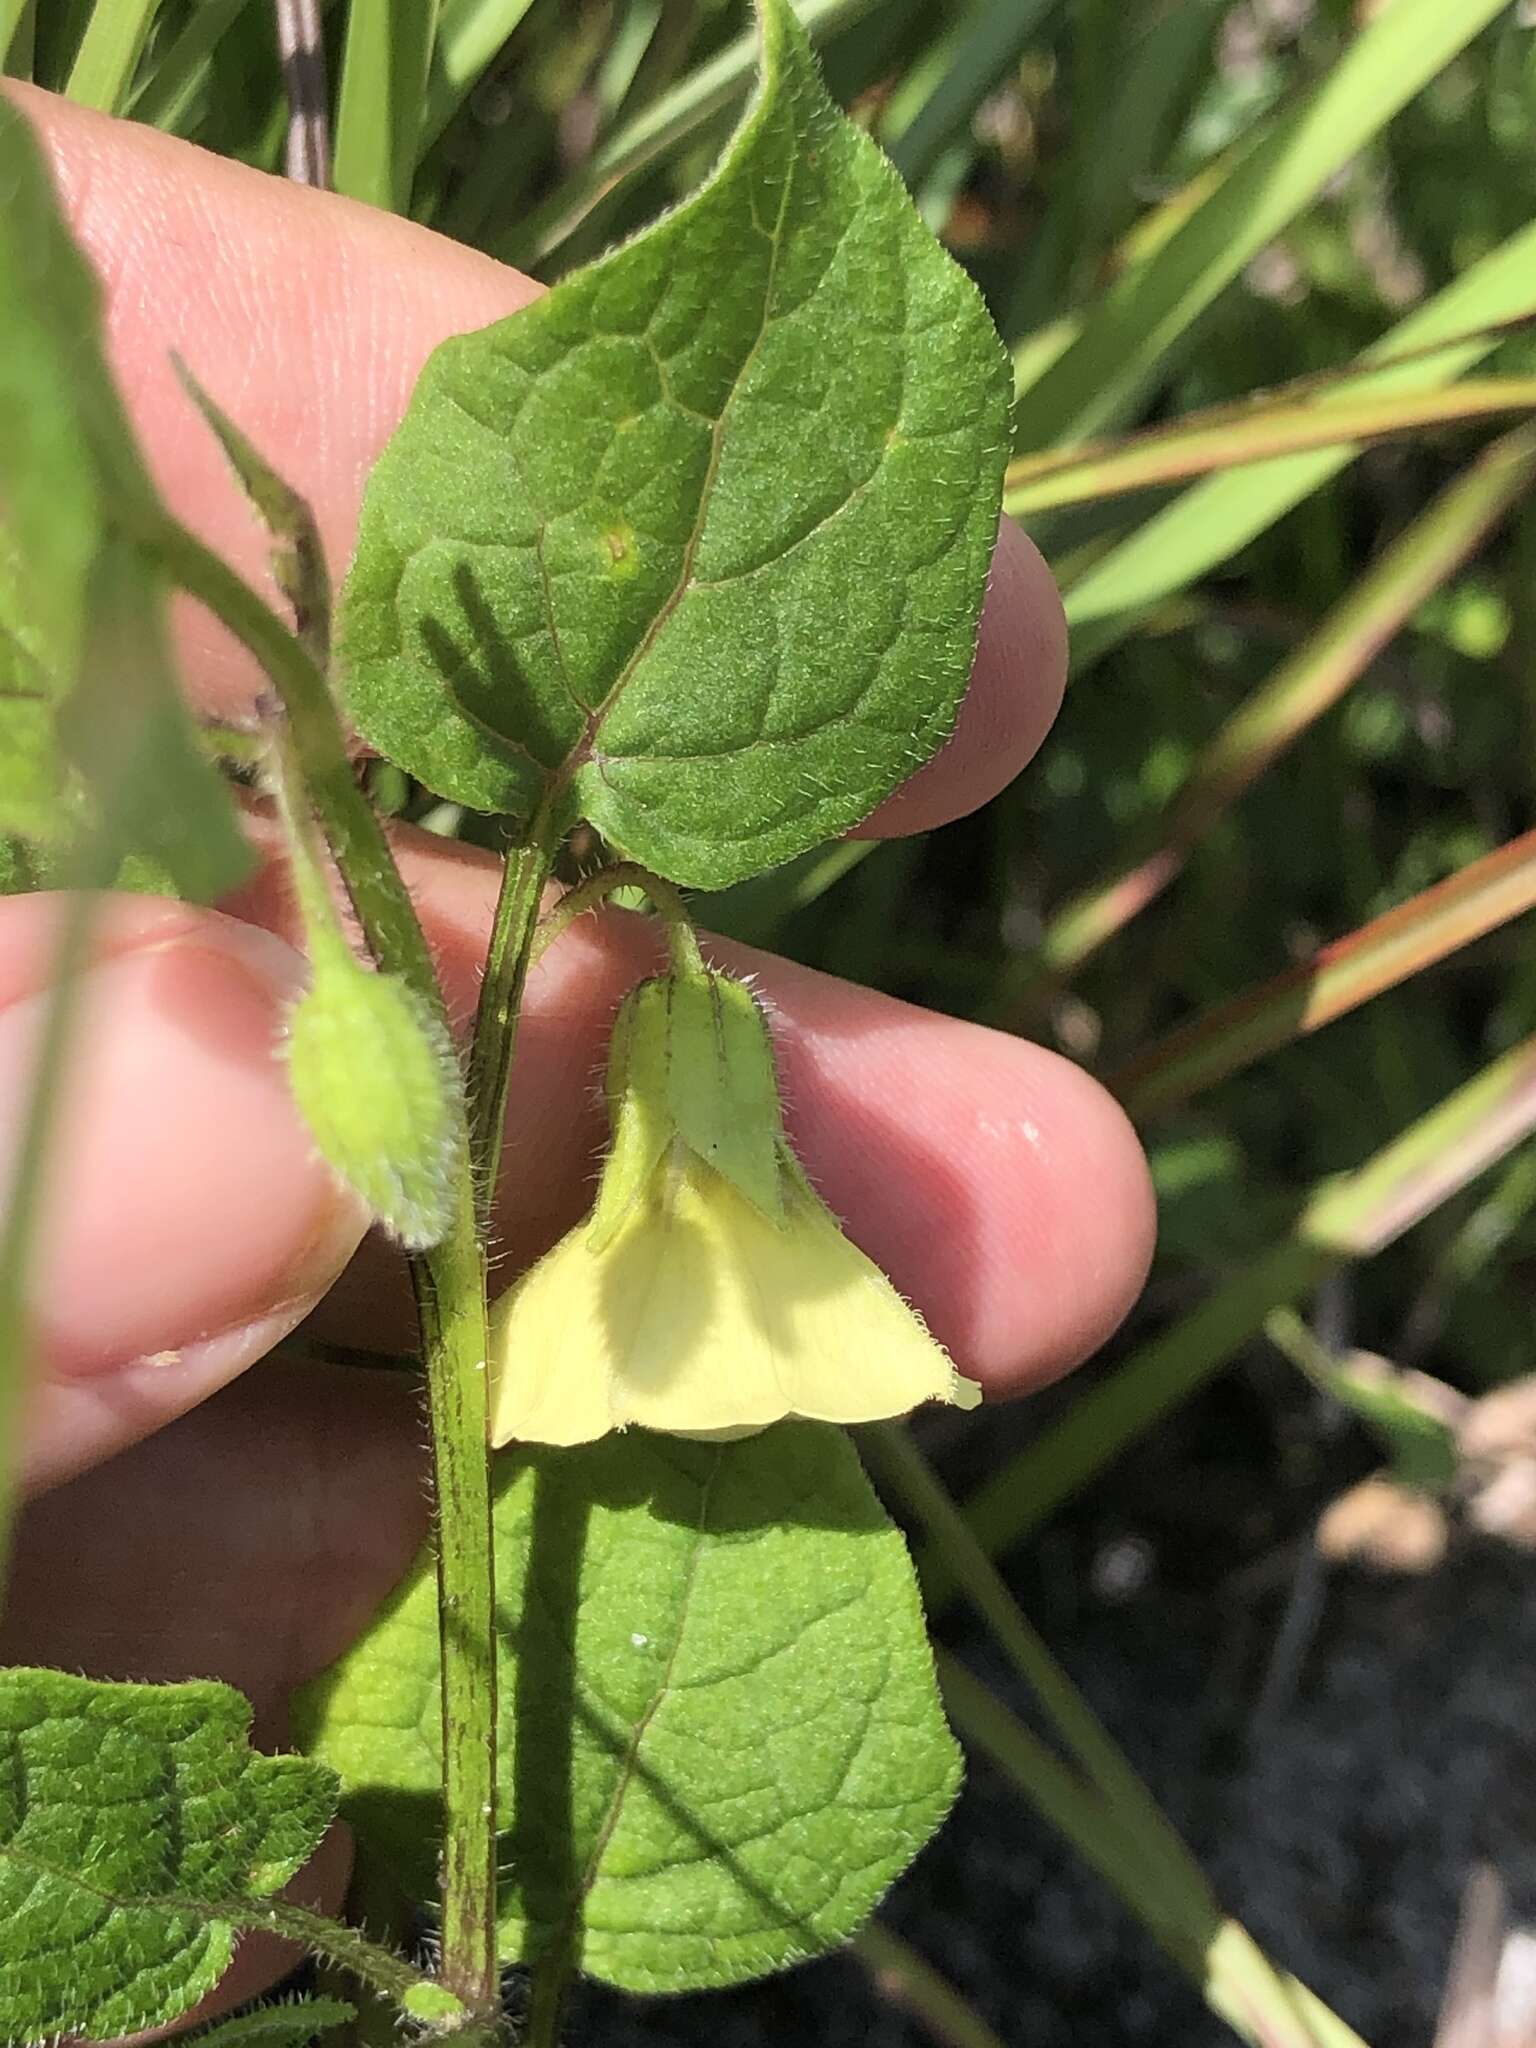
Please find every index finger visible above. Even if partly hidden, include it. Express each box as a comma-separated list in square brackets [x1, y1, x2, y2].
[9, 83, 1066, 836]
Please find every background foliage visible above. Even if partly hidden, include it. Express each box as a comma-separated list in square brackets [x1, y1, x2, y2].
[7, 1, 1536, 2044]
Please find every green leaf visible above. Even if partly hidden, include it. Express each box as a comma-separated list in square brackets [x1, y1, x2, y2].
[58, 537, 254, 900]
[294, 1425, 961, 1991]
[0, 524, 73, 859]
[0, 1668, 337, 2045]
[0, 698, 63, 842]
[0, 96, 162, 554]
[285, 953, 465, 1250]
[340, 0, 1008, 890]
[174, 359, 331, 656]
[186, 1996, 357, 2048]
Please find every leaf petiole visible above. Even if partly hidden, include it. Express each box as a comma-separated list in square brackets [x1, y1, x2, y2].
[465, 803, 563, 1213]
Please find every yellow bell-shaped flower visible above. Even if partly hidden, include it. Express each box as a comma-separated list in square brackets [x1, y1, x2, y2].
[488, 965, 981, 1447]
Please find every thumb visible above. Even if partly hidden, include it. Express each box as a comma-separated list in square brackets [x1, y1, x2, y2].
[0, 893, 367, 1491]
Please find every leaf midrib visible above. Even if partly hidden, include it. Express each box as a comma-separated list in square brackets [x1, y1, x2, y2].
[544, 1448, 724, 1953]
[553, 120, 798, 796]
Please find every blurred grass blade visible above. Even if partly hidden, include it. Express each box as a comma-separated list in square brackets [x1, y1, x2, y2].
[934, 1655, 1158, 1931]
[0, 894, 97, 1581]
[605, 0, 704, 135]
[1019, 426, 1536, 989]
[867, 1424, 1215, 1920]
[420, 0, 536, 153]
[1263, 1308, 1459, 1492]
[1113, 829, 1536, 1120]
[950, 1240, 1329, 1588]
[3, 0, 34, 76]
[333, 0, 440, 211]
[1304, 1034, 1536, 1258]
[853, 1924, 1009, 2048]
[1011, 0, 1509, 452]
[64, 0, 159, 110]
[1012, 133, 1243, 400]
[499, 0, 888, 268]
[952, 1039, 1536, 1572]
[128, 0, 254, 130]
[1399, 1150, 1536, 1365]
[937, 1661, 1367, 2048]
[1005, 380, 1536, 518]
[883, 0, 1057, 191]
[1061, 217, 1536, 639]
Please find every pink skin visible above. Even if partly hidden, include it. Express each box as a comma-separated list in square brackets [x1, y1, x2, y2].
[0, 83, 1154, 2032]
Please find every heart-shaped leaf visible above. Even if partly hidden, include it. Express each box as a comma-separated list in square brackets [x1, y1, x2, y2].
[295, 1426, 961, 1991]
[340, 0, 1008, 889]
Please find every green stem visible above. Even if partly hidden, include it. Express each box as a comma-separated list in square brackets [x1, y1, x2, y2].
[156, 526, 439, 1004]
[411, 1180, 501, 2014]
[222, 1899, 461, 2020]
[466, 809, 562, 1214]
[524, 1952, 573, 2048]
[0, 889, 100, 1581]
[160, 522, 501, 2017]
[527, 860, 699, 973]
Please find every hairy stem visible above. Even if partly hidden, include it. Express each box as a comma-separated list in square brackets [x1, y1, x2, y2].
[156, 527, 439, 1002]
[226, 1899, 458, 2018]
[466, 808, 562, 1212]
[161, 523, 502, 2016]
[411, 1180, 500, 2011]
[527, 860, 699, 973]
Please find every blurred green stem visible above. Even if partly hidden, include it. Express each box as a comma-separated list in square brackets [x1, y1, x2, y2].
[865, 1424, 1210, 1919]
[0, 890, 98, 1580]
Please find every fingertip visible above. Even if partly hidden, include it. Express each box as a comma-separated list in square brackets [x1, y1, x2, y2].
[0, 895, 368, 1487]
[855, 515, 1067, 838]
[971, 1045, 1156, 1394]
[679, 944, 1153, 1397]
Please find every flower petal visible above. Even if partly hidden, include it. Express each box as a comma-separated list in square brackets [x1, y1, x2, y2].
[490, 1155, 788, 1446]
[490, 1152, 978, 1446]
[734, 1179, 981, 1424]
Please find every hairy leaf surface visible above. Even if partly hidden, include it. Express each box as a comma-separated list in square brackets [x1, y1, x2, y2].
[340, 0, 1008, 888]
[183, 1996, 357, 2048]
[295, 1426, 960, 1990]
[0, 1669, 337, 2044]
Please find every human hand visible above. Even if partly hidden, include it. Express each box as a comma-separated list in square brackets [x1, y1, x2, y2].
[0, 81, 1155, 1989]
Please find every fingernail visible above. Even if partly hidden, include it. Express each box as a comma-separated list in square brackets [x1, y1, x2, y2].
[0, 902, 368, 1384]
